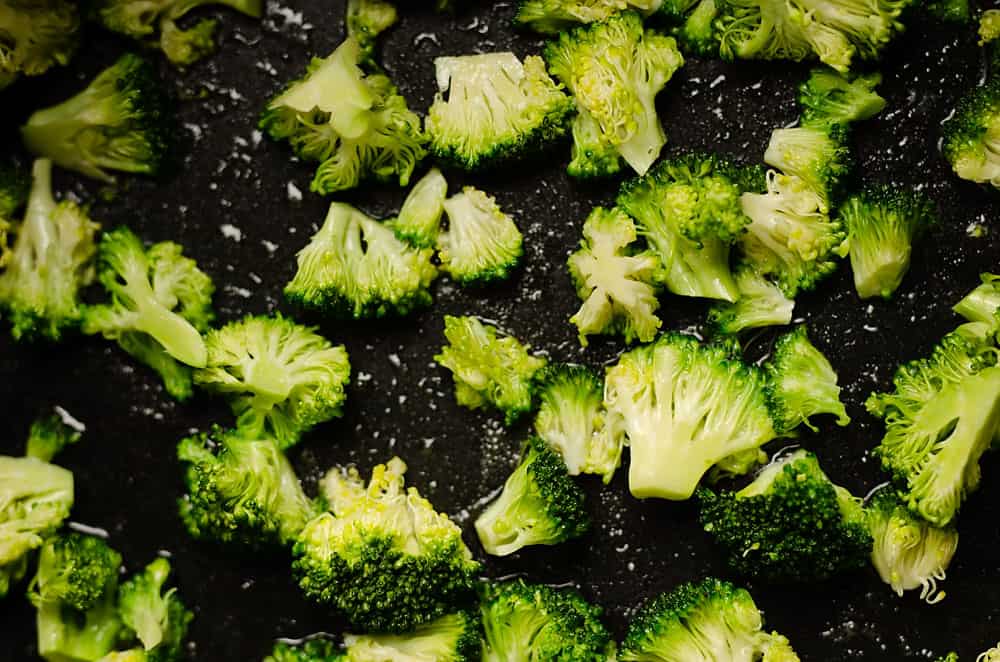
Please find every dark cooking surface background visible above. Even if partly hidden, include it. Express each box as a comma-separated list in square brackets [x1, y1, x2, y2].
[2, 2, 1000, 659]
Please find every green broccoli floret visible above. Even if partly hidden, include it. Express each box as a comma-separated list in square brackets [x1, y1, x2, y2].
[388, 167, 448, 249]
[954, 273, 1000, 325]
[260, 38, 426, 194]
[934, 654, 959, 662]
[764, 325, 850, 434]
[0, 0, 79, 88]
[798, 68, 886, 129]
[566, 111, 624, 179]
[942, 78, 1000, 188]
[264, 640, 344, 662]
[763, 124, 850, 209]
[707, 264, 794, 335]
[567, 206, 662, 346]
[426, 52, 573, 169]
[438, 187, 523, 286]
[117, 558, 192, 660]
[698, 450, 872, 582]
[671, 0, 720, 56]
[346, 0, 397, 61]
[98, 651, 151, 662]
[980, 9, 1000, 44]
[434, 315, 547, 424]
[93, 0, 263, 66]
[866, 489, 958, 604]
[922, 0, 968, 23]
[29, 533, 122, 662]
[0, 158, 99, 341]
[284, 202, 437, 318]
[293, 457, 479, 633]
[546, 11, 684, 176]
[480, 579, 614, 661]
[515, 0, 662, 33]
[838, 185, 936, 299]
[342, 611, 481, 661]
[605, 332, 777, 500]
[867, 330, 1000, 526]
[21, 54, 171, 181]
[475, 436, 590, 556]
[620, 577, 799, 661]
[26, 411, 82, 463]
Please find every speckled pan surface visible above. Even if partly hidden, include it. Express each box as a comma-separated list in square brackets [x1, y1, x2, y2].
[1, 2, 999, 660]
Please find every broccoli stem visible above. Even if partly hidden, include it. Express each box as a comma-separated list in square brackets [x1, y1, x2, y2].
[616, 94, 665, 176]
[243, 352, 292, 406]
[21, 160, 57, 260]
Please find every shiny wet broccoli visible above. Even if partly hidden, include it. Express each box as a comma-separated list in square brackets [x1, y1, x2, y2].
[388, 167, 448, 249]
[798, 68, 886, 129]
[0, 0, 80, 88]
[954, 273, 1000, 325]
[942, 77, 1000, 188]
[117, 558, 192, 660]
[707, 264, 794, 335]
[438, 187, 523, 286]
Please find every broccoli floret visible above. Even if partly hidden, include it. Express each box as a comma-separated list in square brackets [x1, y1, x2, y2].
[698, 450, 873, 582]
[342, 611, 481, 661]
[480, 579, 614, 661]
[284, 202, 437, 318]
[21, 54, 171, 181]
[980, 9, 1000, 44]
[388, 168, 448, 248]
[434, 315, 547, 424]
[426, 52, 573, 169]
[672, 0, 720, 56]
[954, 273, 1000, 325]
[568, 206, 662, 345]
[546, 11, 684, 176]
[566, 111, 624, 179]
[620, 577, 799, 661]
[0, 0, 79, 87]
[260, 38, 426, 194]
[707, 264, 794, 335]
[838, 185, 936, 299]
[866, 489, 958, 603]
[942, 78, 1000, 188]
[867, 331, 1000, 526]
[98, 651, 150, 662]
[475, 436, 590, 556]
[605, 332, 777, 499]
[293, 457, 479, 633]
[26, 411, 81, 463]
[514, 0, 662, 33]
[0, 158, 29, 220]
[177, 426, 319, 548]
[922, 0, 969, 23]
[265, 640, 344, 662]
[117, 558, 192, 660]
[346, 0, 397, 62]
[438, 187, 523, 286]
[798, 68, 886, 129]
[934, 655, 959, 662]
[716, 0, 814, 67]
[93, 0, 263, 66]
[763, 124, 850, 209]
[764, 325, 850, 434]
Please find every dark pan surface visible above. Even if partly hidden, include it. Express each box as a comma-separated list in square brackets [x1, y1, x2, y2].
[2, 2, 1000, 660]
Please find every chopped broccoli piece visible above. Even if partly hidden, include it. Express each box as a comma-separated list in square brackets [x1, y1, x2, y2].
[342, 611, 481, 661]
[698, 450, 873, 582]
[117, 558, 192, 659]
[672, 0, 720, 56]
[934, 655, 959, 662]
[194, 315, 350, 448]
[954, 273, 1000, 325]
[765, 325, 850, 434]
[480, 579, 614, 661]
[981, 9, 1000, 44]
[514, 0, 663, 33]
[388, 168, 448, 248]
[867, 331, 1000, 526]
[438, 187, 523, 286]
[605, 332, 777, 499]
[177, 426, 319, 548]
[26, 411, 81, 463]
[265, 640, 344, 662]
[923, 0, 969, 23]
[293, 457, 479, 633]
[566, 111, 624, 179]
[0, 0, 79, 87]
[798, 68, 886, 129]
[763, 124, 850, 209]
[0, 158, 99, 341]
[942, 78, 1000, 188]
[98, 651, 150, 662]
[568, 206, 662, 346]
[434, 315, 547, 424]
[866, 489, 958, 603]
[426, 52, 573, 169]
[620, 577, 799, 661]
[838, 185, 936, 299]
[0, 157, 29, 221]
[21, 54, 171, 181]
[346, 0, 398, 61]
[534, 364, 624, 482]
[707, 264, 794, 335]
[285, 202, 437, 318]
[260, 38, 426, 194]
[546, 11, 685, 176]
[475, 436, 591, 556]
[93, 0, 263, 66]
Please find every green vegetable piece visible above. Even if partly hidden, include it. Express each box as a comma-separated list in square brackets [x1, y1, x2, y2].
[765, 325, 850, 433]
[264, 640, 344, 661]
[26, 411, 81, 463]
[942, 78, 1000, 188]
[347, 0, 398, 61]
[954, 273, 1000, 325]
[763, 124, 850, 209]
[798, 68, 886, 129]
[118, 558, 192, 660]
[0, 0, 79, 87]
[342, 611, 481, 661]
[707, 264, 794, 335]
[438, 187, 523, 286]
[515, 0, 661, 33]
[388, 168, 448, 248]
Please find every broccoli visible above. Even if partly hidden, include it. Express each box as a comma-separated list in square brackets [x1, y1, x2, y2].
[922, 0, 969, 23]
[566, 110, 623, 179]
[763, 124, 850, 209]
[764, 325, 850, 434]
[0, 157, 29, 221]
[93, 0, 263, 66]
[193, 315, 351, 448]
[934, 655, 959, 662]
[480, 579, 615, 661]
[866, 489, 958, 604]
[284, 202, 437, 318]
[0, 0, 79, 88]
[981, 9, 1000, 44]
[954, 273, 1000, 325]
[342, 611, 481, 661]
[707, 264, 794, 335]
[265, 640, 342, 662]
[117, 558, 192, 659]
[434, 315, 547, 424]
[26, 411, 82, 463]
[346, 0, 398, 62]
[665, 0, 720, 56]
[260, 39, 426, 194]
[568, 206, 662, 346]
[388, 167, 448, 248]
[21, 54, 171, 182]
[798, 68, 886, 129]
[98, 652, 151, 662]
[514, 0, 662, 33]
[616, 153, 763, 302]
[837, 185, 936, 300]
[867, 330, 1000, 527]
[545, 11, 685, 176]
[437, 187, 523, 286]
[29, 533, 122, 662]
[942, 77, 1000, 188]
[425, 52, 573, 169]
[177, 426, 318, 548]
[698, 450, 872, 582]
[604, 332, 777, 499]
[292, 457, 479, 633]
[475, 436, 590, 556]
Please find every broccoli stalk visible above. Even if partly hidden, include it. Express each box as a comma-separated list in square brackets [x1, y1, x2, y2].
[798, 68, 886, 129]
[341, 612, 481, 661]
[117, 558, 192, 658]
[707, 264, 794, 335]
[954, 273, 1000, 325]
[0, 0, 80, 87]
[438, 187, 523, 286]
[388, 168, 448, 248]
[26, 411, 82, 463]
[942, 78, 1000, 188]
